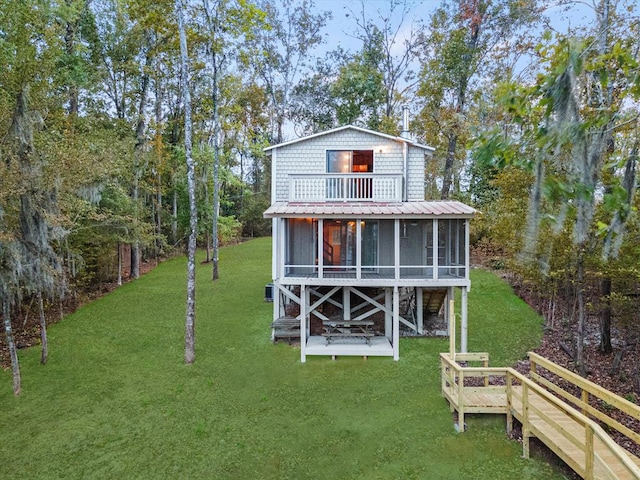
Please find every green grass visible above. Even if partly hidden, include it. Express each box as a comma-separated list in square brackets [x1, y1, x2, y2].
[0, 238, 562, 479]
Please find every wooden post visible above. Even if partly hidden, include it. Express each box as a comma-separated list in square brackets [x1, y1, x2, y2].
[581, 389, 589, 416]
[457, 369, 465, 432]
[441, 357, 448, 402]
[300, 284, 307, 363]
[483, 355, 489, 388]
[449, 292, 456, 357]
[585, 424, 594, 479]
[522, 382, 530, 459]
[506, 371, 513, 434]
[530, 357, 537, 377]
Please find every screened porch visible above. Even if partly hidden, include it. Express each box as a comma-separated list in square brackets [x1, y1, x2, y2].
[279, 217, 469, 282]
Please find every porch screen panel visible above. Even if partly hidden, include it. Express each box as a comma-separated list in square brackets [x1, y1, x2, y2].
[437, 219, 466, 279]
[361, 221, 378, 275]
[400, 220, 433, 279]
[286, 218, 316, 276]
[377, 220, 395, 278]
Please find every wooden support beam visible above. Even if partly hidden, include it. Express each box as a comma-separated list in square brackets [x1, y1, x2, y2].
[350, 286, 414, 330]
[309, 286, 342, 309]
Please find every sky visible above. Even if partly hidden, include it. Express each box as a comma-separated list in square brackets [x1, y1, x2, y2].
[308, 0, 630, 56]
[312, 0, 430, 54]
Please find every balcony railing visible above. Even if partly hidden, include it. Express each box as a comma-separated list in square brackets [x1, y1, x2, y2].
[289, 173, 403, 202]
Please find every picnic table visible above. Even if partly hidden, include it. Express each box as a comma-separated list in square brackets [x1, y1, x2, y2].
[322, 319, 375, 345]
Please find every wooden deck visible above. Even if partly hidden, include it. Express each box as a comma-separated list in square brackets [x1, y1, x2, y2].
[441, 352, 640, 480]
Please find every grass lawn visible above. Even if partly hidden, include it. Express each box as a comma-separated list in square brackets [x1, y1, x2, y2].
[0, 237, 563, 479]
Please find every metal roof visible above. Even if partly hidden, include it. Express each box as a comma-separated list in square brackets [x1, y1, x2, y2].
[263, 125, 435, 152]
[264, 201, 477, 218]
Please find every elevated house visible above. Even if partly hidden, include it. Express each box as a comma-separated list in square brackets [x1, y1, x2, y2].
[264, 116, 476, 362]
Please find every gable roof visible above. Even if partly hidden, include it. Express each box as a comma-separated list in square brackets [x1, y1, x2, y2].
[264, 125, 435, 153]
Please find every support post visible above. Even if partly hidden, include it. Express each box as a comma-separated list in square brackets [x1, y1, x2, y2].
[522, 382, 530, 459]
[385, 288, 392, 340]
[506, 371, 513, 434]
[448, 290, 456, 356]
[416, 287, 423, 334]
[300, 284, 307, 363]
[318, 219, 324, 279]
[457, 369, 465, 431]
[393, 285, 400, 361]
[461, 287, 468, 353]
[394, 219, 400, 280]
[585, 425, 594, 479]
[343, 287, 351, 320]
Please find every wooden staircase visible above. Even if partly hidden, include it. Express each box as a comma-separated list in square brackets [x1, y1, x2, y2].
[422, 289, 447, 315]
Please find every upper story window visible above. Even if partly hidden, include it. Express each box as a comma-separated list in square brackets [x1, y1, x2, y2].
[327, 150, 373, 173]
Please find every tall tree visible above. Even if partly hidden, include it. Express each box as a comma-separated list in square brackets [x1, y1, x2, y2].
[289, 55, 338, 136]
[480, 0, 640, 374]
[418, 0, 539, 199]
[175, 0, 197, 364]
[249, 0, 331, 143]
[0, 0, 70, 378]
[331, 40, 386, 130]
[347, 0, 423, 124]
[200, 0, 263, 280]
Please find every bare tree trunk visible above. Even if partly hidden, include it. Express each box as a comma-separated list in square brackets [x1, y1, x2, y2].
[131, 31, 154, 280]
[64, 0, 83, 116]
[599, 277, 613, 353]
[117, 242, 122, 286]
[172, 186, 178, 245]
[3, 300, 21, 395]
[576, 249, 587, 376]
[176, 0, 196, 364]
[441, 135, 457, 200]
[204, 232, 211, 263]
[203, 0, 223, 281]
[38, 290, 48, 364]
[154, 71, 164, 258]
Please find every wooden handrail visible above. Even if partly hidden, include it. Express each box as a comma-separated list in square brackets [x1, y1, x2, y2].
[440, 352, 640, 479]
[529, 351, 640, 445]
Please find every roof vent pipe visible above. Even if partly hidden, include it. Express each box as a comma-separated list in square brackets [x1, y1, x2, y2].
[401, 105, 410, 139]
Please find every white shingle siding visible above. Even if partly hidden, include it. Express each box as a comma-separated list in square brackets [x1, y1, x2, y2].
[272, 128, 427, 202]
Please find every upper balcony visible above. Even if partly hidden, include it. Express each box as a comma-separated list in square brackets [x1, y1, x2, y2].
[289, 173, 403, 202]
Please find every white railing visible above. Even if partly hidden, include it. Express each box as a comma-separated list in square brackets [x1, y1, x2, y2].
[289, 173, 403, 202]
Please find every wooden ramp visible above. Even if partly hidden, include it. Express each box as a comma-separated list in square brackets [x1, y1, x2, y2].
[441, 352, 640, 480]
